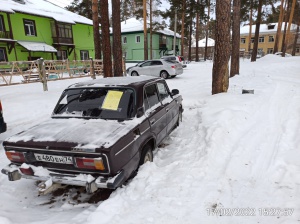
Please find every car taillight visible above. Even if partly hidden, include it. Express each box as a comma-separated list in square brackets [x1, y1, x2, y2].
[20, 167, 34, 175]
[5, 151, 26, 163]
[171, 65, 176, 69]
[75, 157, 105, 170]
[0, 101, 2, 112]
[178, 56, 182, 62]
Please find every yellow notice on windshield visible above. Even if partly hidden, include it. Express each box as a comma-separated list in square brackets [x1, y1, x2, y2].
[102, 90, 123, 111]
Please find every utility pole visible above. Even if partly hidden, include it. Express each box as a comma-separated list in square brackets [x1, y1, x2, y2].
[173, 9, 177, 56]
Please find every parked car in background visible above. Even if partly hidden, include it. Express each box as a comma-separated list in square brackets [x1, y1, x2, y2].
[127, 59, 183, 79]
[161, 55, 187, 68]
[274, 52, 292, 57]
[2, 76, 183, 194]
[0, 100, 7, 133]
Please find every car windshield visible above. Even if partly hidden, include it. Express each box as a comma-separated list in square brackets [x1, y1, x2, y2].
[52, 87, 135, 120]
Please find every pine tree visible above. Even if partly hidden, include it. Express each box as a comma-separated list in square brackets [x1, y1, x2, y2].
[251, 0, 263, 62]
[92, 0, 101, 59]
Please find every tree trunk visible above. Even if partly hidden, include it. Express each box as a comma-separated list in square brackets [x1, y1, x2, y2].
[188, 18, 192, 61]
[230, 0, 241, 77]
[248, 0, 253, 52]
[143, 0, 148, 60]
[112, 0, 123, 76]
[274, 0, 285, 53]
[281, 0, 290, 55]
[212, 0, 230, 94]
[181, 0, 186, 57]
[284, 0, 296, 54]
[251, 0, 263, 62]
[92, 0, 101, 59]
[204, 0, 210, 61]
[196, 0, 200, 61]
[100, 0, 112, 77]
[150, 0, 153, 59]
[291, 22, 299, 56]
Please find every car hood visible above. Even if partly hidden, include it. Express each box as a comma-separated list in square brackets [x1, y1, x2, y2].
[5, 118, 138, 149]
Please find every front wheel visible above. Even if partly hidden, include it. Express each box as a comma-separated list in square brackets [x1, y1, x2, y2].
[131, 71, 139, 76]
[176, 107, 182, 127]
[160, 71, 169, 79]
[139, 144, 153, 166]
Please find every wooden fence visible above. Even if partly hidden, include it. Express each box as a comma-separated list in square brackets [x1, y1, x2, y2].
[0, 59, 104, 86]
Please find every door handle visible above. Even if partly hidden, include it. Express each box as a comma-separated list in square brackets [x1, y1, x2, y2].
[150, 119, 155, 124]
[166, 108, 170, 112]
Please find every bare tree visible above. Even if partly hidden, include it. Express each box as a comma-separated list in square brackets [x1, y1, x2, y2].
[212, 0, 231, 94]
[100, 0, 112, 77]
[251, 0, 263, 62]
[112, 0, 123, 76]
[230, 0, 241, 77]
[92, 0, 101, 59]
[274, 0, 285, 53]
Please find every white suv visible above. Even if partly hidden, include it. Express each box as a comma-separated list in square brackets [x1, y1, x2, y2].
[161, 55, 187, 68]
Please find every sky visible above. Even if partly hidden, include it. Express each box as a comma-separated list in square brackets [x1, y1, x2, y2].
[0, 55, 300, 223]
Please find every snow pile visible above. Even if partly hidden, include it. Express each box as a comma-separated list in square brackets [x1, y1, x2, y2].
[0, 55, 299, 223]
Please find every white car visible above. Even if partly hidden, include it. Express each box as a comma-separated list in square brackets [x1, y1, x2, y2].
[274, 52, 292, 57]
[127, 59, 183, 79]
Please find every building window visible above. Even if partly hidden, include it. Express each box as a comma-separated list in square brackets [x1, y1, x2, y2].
[57, 50, 67, 60]
[267, 48, 273, 54]
[80, 50, 89, 60]
[57, 23, 72, 38]
[259, 36, 264, 43]
[241, 38, 246, 44]
[136, 35, 141, 43]
[0, 48, 7, 61]
[268, 36, 274, 42]
[123, 36, 127, 44]
[296, 47, 300, 53]
[0, 15, 5, 32]
[23, 19, 36, 36]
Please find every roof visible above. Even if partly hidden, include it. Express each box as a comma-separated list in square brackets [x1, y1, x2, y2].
[240, 22, 297, 35]
[0, 0, 93, 25]
[120, 18, 181, 38]
[69, 76, 161, 89]
[192, 37, 215, 47]
[17, 41, 57, 52]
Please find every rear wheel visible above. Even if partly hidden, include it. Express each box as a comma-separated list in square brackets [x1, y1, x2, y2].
[131, 71, 139, 76]
[170, 75, 177, 78]
[160, 71, 169, 79]
[139, 144, 153, 166]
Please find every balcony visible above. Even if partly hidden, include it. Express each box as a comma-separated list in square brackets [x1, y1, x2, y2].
[0, 31, 12, 39]
[52, 37, 73, 45]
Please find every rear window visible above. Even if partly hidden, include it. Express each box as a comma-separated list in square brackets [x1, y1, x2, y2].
[53, 88, 135, 120]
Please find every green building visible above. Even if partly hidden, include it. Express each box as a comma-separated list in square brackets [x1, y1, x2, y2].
[0, 0, 94, 62]
[120, 18, 182, 62]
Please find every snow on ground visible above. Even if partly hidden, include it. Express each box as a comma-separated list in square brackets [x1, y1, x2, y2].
[0, 55, 300, 224]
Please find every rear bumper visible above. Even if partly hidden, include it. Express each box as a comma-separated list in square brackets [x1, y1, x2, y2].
[1, 164, 125, 193]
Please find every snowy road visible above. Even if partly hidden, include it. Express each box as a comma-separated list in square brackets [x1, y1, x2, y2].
[0, 55, 299, 224]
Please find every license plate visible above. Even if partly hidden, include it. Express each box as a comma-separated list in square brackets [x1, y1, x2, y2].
[34, 153, 73, 164]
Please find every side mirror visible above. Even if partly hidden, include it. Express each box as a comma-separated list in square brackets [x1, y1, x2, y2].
[136, 107, 145, 118]
[171, 89, 179, 96]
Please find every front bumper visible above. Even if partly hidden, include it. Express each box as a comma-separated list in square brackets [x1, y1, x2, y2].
[1, 164, 125, 193]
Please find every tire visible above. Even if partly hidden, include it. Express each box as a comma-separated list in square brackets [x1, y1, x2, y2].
[176, 107, 183, 127]
[160, 71, 169, 79]
[170, 75, 177, 79]
[131, 71, 139, 76]
[139, 144, 153, 166]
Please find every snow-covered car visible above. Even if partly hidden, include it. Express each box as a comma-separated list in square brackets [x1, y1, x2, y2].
[274, 52, 292, 57]
[1, 76, 183, 194]
[0, 100, 7, 133]
[127, 59, 183, 79]
[161, 55, 187, 68]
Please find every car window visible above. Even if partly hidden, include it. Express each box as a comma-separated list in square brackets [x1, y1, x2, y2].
[144, 84, 160, 111]
[141, 61, 152, 67]
[157, 82, 170, 101]
[53, 88, 135, 120]
[151, 61, 163, 66]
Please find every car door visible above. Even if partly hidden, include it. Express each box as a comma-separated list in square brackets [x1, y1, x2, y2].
[156, 81, 179, 134]
[144, 83, 167, 145]
[138, 61, 152, 76]
[150, 60, 163, 77]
